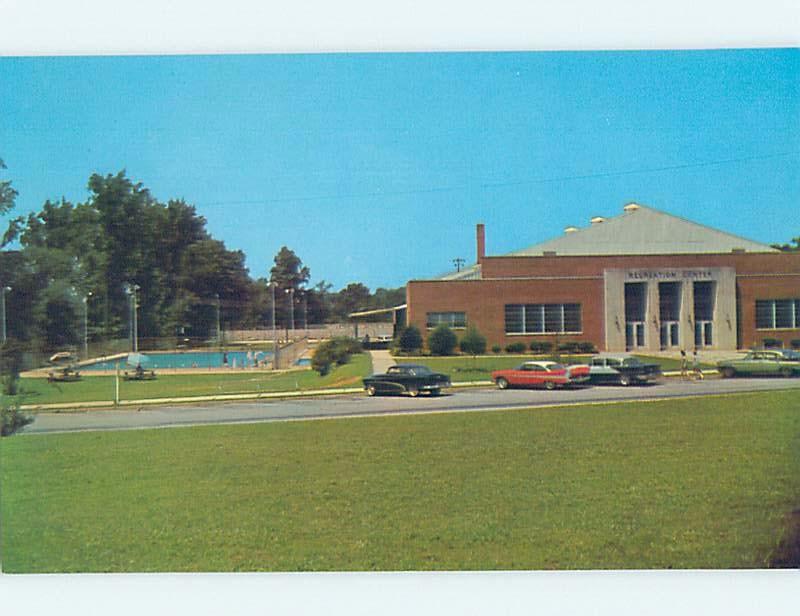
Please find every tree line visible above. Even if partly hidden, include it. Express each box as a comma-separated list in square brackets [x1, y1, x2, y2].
[0, 166, 403, 352]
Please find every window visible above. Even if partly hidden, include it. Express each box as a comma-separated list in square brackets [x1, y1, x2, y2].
[504, 303, 582, 334]
[756, 299, 800, 329]
[426, 312, 467, 328]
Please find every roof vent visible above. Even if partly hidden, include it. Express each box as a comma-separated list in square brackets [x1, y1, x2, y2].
[543, 251, 557, 257]
[623, 203, 641, 212]
[564, 226, 579, 234]
[590, 216, 606, 225]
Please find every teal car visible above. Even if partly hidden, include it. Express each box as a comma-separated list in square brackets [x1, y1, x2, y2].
[717, 350, 800, 378]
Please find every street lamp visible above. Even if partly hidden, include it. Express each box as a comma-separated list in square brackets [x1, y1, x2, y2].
[83, 291, 92, 359]
[269, 281, 278, 369]
[215, 293, 221, 347]
[285, 287, 295, 336]
[124, 283, 140, 352]
[1, 286, 11, 345]
[302, 291, 308, 336]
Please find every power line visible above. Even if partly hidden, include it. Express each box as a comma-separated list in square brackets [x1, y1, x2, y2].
[197, 150, 800, 208]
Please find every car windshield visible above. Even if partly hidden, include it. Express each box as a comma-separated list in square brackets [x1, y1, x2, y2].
[548, 364, 565, 371]
[622, 358, 642, 366]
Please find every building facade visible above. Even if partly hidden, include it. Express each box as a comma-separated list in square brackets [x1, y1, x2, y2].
[406, 204, 800, 352]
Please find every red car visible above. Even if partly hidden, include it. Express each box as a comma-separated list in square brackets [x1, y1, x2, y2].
[491, 361, 590, 390]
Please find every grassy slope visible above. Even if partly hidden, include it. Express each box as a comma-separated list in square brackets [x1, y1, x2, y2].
[8, 354, 372, 406]
[2, 390, 798, 572]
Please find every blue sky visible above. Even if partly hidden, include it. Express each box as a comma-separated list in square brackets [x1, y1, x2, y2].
[1, 49, 798, 289]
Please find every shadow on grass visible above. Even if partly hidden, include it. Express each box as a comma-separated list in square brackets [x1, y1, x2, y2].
[770, 509, 800, 568]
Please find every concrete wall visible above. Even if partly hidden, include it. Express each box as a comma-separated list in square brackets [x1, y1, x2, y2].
[226, 323, 393, 343]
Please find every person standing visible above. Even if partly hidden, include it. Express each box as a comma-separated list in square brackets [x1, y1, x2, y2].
[680, 349, 688, 380]
[692, 349, 704, 380]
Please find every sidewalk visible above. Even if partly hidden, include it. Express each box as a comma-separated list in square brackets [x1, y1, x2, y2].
[368, 349, 395, 374]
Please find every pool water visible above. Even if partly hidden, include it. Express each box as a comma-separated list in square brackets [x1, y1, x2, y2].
[82, 350, 273, 371]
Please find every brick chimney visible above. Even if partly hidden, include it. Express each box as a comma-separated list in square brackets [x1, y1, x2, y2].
[476, 223, 485, 263]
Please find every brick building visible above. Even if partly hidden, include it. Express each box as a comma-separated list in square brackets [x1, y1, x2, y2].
[406, 204, 800, 352]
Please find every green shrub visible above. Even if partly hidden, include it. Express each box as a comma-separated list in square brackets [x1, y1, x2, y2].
[762, 338, 782, 349]
[311, 337, 362, 375]
[459, 326, 487, 356]
[557, 341, 580, 354]
[428, 324, 458, 356]
[491, 345, 501, 354]
[1, 400, 33, 436]
[397, 326, 423, 354]
[311, 343, 336, 376]
[790, 339, 800, 350]
[577, 342, 597, 353]
[505, 342, 527, 353]
[529, 340, 553, 354]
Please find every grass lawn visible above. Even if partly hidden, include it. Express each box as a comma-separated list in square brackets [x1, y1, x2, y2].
[9, 353, 372, 407]
[2, 390, 798, 572]
[403, 354, 709, 382]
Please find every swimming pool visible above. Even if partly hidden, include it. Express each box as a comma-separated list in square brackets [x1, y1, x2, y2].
[82, 350, 273, 371]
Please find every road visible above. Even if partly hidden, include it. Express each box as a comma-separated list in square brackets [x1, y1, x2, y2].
[18, 377, 800, 435]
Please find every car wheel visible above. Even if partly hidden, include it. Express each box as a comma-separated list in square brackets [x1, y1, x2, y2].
[780, 367, 792, 378]
[429, 388, 440, 396]
[720, 367, 735, 379]
[366, 385, 377, 396]
[618, 374, 631, 386]
[407, 387, 419, 397]
[544, 381, 556, 391]
[496, 377, 509, 390]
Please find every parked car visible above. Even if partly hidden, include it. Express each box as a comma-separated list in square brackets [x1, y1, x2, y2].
[587, 354, 662, 386]
[363, 363, 451, 397]
[491, 361, 590, 390]
[717, 350, 800, 378]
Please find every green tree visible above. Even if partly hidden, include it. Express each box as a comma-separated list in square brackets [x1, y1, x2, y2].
[428, 324, 457, 356]
[0, 158, 17, 216]
[459, 326, 487, 356]
[772, 237, 800, 252]
[397, 326, 423, 354]
[331, 282, 372, 320]
[270, 246, 310, 291]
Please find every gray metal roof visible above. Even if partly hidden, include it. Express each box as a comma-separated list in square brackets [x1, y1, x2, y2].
[434, 263, 482, 281]
[507, 204, 778, 256]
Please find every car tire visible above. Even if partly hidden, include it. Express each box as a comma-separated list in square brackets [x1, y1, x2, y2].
[429, 388, 440, 396]
[720, 367, 735, 379]
[618, 374, 631, 386]
[496, 377, 509, 390]
[366, 385, 377, 396]
[544, 381, 556, 391]
[407, 387, 419, 397]
[780, 367, 792, 378]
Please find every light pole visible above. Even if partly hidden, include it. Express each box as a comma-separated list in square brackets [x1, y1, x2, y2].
[83, 292, 92, 359]
[1, 286, 11, 345]
[269, 282, 278, 369]
[286, 288, 295, 338]
[124, 283, 140, 352]
[215, 293, 221, 347]
[302, 291, 308, 336]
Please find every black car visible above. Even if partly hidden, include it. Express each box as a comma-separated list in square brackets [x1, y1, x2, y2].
[587, 354, 662, 386]
[363, 364, 451, 397]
